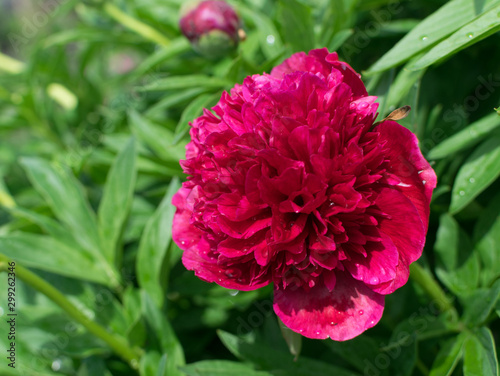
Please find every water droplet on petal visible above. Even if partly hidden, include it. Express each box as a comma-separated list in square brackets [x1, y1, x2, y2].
[181, 240, 186, 245]
[358, 310, 364, 315]
[469, 178, 475, 183]
[422, 180, 427, 185]
[316, 331, 321, 335]
[369, 276, 379, 285]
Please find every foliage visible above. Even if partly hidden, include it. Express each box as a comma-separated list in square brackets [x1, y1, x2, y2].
[0, 0, 499, 375]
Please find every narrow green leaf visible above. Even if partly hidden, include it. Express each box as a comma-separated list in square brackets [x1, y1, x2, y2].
[129, 110, 186, 162]
[0, 234, 110, 285]
[450, 136, 500, 214]
[278, 318, 302, 360]
[138, 75, 232, 92]
[173, 93, 220, 144]
[428, 113, 500, 159]
[474, 191, 500, 285]
[180, 360, 273, 376]
[20, 158, 101, 256]
[410, 5, 500, 70]
[327, 29, 354, 51]
[429, 333, 466, 376]
[434, 214, 479, 295]
[463, 327, 498, 376]
[141, 291, 185, 376]
[136, 178, 181, 307]
[367, 0, 500, 73]
[145, 87, 208, 117]
[238, 5, 284, 60]
[129, 38, 191, 79]
[384, 62, 426, 114]
[98, 138, 137, 265]
[278, 0, 315, 53]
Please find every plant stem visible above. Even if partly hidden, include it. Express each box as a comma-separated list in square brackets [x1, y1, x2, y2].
[410, 263, 456, 315]
[104, 3, 171, 46]
[0, 254, 141, 370]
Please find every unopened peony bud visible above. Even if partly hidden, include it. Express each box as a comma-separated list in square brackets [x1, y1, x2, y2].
[179, 0, 243, 58]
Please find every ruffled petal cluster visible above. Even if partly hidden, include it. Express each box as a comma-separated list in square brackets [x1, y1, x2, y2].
[172, 48, 436, 340]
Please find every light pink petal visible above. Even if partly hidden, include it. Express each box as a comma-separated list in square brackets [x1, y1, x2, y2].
[273, 272, 384, 340]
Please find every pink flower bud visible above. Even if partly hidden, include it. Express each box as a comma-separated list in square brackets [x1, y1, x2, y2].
[179, 0, 242, 58]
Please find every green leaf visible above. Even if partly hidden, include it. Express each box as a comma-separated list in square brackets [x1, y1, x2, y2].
[10, 207, 82, 251]
[429, 333, 466, 376]
[98, 137, 137, 265]
[367, 0, 500, 73]
[278, 0, 315, 53]
[139, 75, 232, 92]
[173, 93, 220, 144]
[462, 279, 500, 326]
[136, 178, 181, 307]
[384, 62, 426, 115]
[180, 360, 273, 376]
[410, 5, 500, 70]
[141, 291, 185, 376]
[238, 5, 284, 60]
[327, 29, 354, 51]
[474, 191, 500, 285]
[434, 214, 479, 296]
[217, 330, 361, 376]
[0, 233, 110, 285]
[129, 110, 186, 162]
[450, 136, 500, 214]
[463, 327, 498, 376]
[325, 335, 379, 373]
[428, 113, 500, 160]
[20, 158, 101, 257]
[129, 38, 191, 79]
[277, 318, 302, 360]
[145, 87, 208, 117]
[385, 322, 418, 376]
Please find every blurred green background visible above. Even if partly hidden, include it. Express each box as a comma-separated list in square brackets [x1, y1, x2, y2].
[0, 0, 499, 375]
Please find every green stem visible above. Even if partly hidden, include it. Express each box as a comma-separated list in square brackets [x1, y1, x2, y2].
[104, 3, 171, 46]
[410, 263, 456, 315]
[0, 52, 25, 74]
[0, 255, 141, 370]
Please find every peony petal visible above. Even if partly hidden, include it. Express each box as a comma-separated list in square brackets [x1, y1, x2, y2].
[373, 187, 426, 294]
[172, 186, 202, 251]
[375, 120, 437, 230]
[273, 271, 384, 340]
[344, 233, 399, 287]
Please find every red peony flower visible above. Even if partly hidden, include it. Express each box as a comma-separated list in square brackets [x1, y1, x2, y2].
[172, 48, 436, 341]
